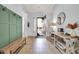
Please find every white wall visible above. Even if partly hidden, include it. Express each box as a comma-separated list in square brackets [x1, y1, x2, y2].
[22, 13, 28, 37]
[3, 4, 28, 37]
[27, 12, 53, 36]
[53, 4, 79, 36]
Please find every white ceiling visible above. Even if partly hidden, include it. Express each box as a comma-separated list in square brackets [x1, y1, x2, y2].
[22, 4, 55, 13]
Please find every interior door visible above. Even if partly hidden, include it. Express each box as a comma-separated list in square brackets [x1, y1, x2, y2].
[9, 11, 17, 42]
[0, 5, 9, 48]
[16, 15, 22, 38]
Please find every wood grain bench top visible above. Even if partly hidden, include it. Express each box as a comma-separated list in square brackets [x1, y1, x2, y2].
[0, 38, 26, 54]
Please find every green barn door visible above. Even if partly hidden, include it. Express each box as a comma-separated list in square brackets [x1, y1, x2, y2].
[9, 11, 17, 42]
[19, 17, 22, 37]
[16, 15, 22, 38]
[0, 5, 9, 48]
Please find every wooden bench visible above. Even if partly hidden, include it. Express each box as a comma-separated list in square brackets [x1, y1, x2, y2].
[0, 38, 26, 54]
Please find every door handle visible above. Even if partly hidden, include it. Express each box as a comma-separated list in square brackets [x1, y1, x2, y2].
[2, 8, 6, 11]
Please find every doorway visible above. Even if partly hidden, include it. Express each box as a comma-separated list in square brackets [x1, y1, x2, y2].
[36, 17, 45, 36]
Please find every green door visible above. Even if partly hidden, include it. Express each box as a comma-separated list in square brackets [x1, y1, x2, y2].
[16, 15, 22, 38]
[9, 11, 17, 42]
[19, 17, 22, 37]
[0, 5, 9, 48]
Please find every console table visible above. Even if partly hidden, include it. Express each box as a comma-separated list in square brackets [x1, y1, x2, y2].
[50, 32, 79, 54]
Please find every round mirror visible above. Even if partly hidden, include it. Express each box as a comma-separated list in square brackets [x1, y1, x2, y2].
[57, 12, 66, 25]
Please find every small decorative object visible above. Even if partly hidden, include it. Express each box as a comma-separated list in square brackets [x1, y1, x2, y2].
[66, 22, 78, 37]
[27, 22, 30, 27]
[57, 12, 66, 25]
[58, 28, 64, 34]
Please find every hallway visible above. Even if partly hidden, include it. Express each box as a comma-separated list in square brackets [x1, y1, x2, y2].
[1, 4, 79, 54]
[19, 36, 60, 54]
